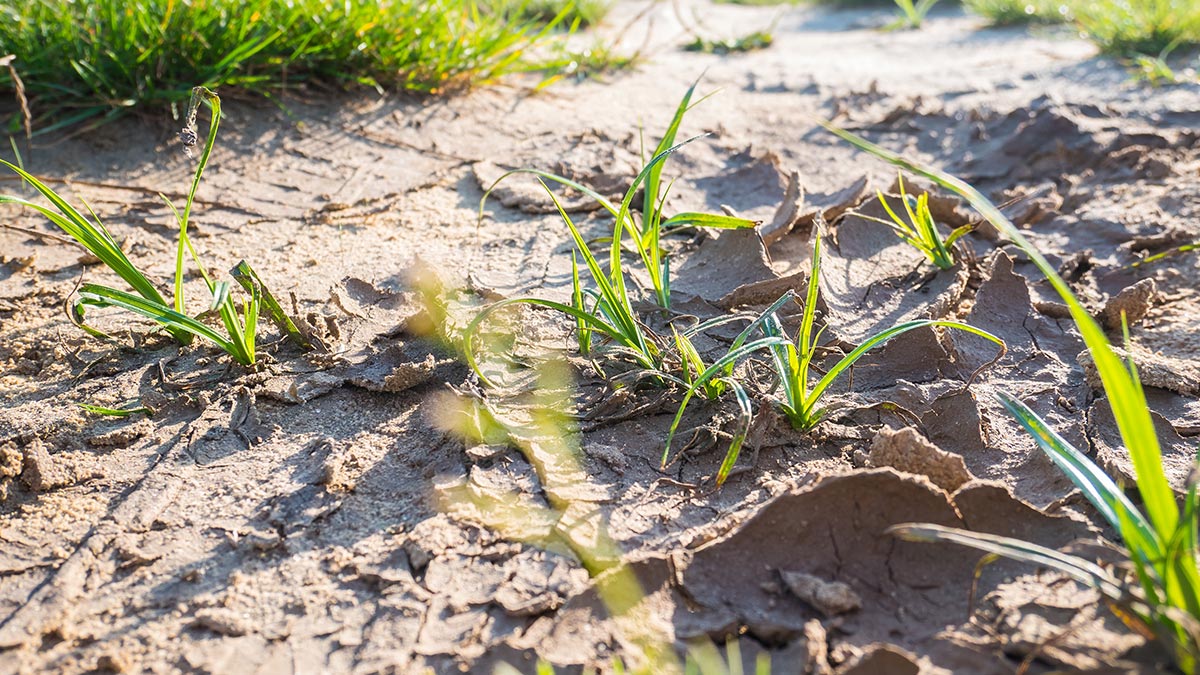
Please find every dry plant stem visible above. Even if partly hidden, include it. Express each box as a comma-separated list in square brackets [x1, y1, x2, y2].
[1, 55, 32, 147]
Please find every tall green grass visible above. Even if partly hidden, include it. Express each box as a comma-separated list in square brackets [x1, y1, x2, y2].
[486, 0, 610, 26]
[825, 122, 1200, 672]
[966, 0, 1200, 55]
[1074, 0, 1200, 55]
[964, 0, 1070, 26]
[0, 0, 579, 130]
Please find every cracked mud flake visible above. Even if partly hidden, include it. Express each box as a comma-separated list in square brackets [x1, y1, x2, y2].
[673, 228, 779, 304]
[675, 469, 1093, 669]
[480, 554, 681, 670]
[1098, 277, 1160, 330]
[261, 277, 457, 403]
[1079, 344, 1200, 400]
[956, 252, 1081, 380]
[865, 426, 972, 492]
[957, 574, 1163, 671]
[842, 324, 952, 391]
[185, 389, 278, 467]
[763, 175, 869, 276]
[472, 129, 640, 215]
[954, 101, 1186, 186]
[18, 439, 105, 493]
[841, 380, 1086, 509]
[838, 644, 922, 675]
[1145, 387, 1200, 436]
[689, 150, 792, 224]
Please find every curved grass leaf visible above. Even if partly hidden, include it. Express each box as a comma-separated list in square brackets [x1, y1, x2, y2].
[231, 260, 310, 349]
[74, 283, 246, 363]
[661, 336, 789, 469]
[889, 523, 1129, 600]
[995, 391, 1158, 555]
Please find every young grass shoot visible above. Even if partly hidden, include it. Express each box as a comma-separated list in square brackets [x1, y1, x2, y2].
[478, 79, 756, 311]
[660, 234, 1005, 485]
[1, 87, 306, 366]
[759, 233, 1003, 430]
[889, 0, 941, 30]
[849, 174, 973, 270]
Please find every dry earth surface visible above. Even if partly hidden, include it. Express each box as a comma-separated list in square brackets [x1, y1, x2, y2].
[1, 1, 1198, 673]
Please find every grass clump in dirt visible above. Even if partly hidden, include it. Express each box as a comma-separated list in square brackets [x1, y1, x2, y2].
[964, 0, 1071, 26]
[683, 31, 775, 54]
[756, 234, 1002, 430]
[849, 174, 973, 270]
[660, 302, 791, 485]
[485, 0, 611, 27]
[888, 0, 941, 29]
[478, 80, 756, 312]
[0, 87, 307, 366]
[662, 233, 1004, 484]
[467, 172, 670, 385]
[965, 0, 1200, 55]
[1073, 0, 1200, 55]
[0, 0, 578, 130]
[1127, 48, 1200, 86]
[826, 123, 1200, 674]
[471, 85, 1006, 487]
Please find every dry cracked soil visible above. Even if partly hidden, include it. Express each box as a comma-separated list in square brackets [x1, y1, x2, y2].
[1, 1, 1198, 673]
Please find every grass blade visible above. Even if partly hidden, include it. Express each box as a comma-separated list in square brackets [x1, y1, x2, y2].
[74, 283, 242, 361]
[995, 390, 1158, 555]
[662, 336, 788, 468]
[890, 523, 1128, 600]
[230, 260, 310, 349]
[804, 319, 1004, 419]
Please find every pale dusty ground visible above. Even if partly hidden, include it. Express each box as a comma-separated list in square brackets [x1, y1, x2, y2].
[1, 1, 1198, 673]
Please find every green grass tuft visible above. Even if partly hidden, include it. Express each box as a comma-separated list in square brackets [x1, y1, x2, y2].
[849, 175, 973, 270]
[0, 0, 580, 129]
[757, 233, 1003, 431]
[964, 0, 1071, 25]
[485, 0, 610, 27]
[2, 87, 307, 366]
[888, 0, 941, 29]
[1073, 0, 1200, 55]
[683, 31, 775, 54]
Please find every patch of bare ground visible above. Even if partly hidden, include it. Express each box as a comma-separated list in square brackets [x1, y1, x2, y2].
[1, 1, 1197, 672]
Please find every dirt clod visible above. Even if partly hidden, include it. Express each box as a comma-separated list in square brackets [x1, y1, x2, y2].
[866, 426, 972, 492]
[781, 571, 862, 617]
[96, 652, 132, 673]
[88, 420, 152, 448]
[0, 441, 21, 501]
[21, 439, 103, 492]
[1098, 278, 1160, 330]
